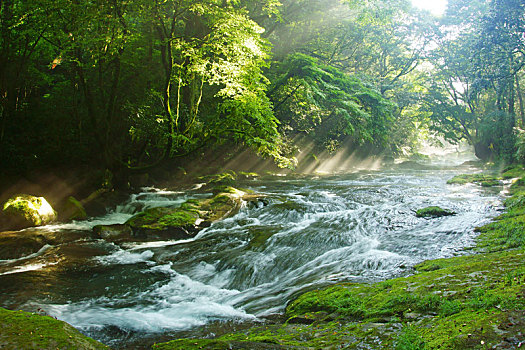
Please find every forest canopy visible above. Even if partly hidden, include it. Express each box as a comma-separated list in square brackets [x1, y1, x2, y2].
[1, 0, 524, 182]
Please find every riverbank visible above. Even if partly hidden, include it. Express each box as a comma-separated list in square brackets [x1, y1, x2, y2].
[153, 167, 525, 349]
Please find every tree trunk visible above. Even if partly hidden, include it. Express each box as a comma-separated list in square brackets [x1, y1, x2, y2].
[474, 141, 492, 161]
[516, 75, 525, 127]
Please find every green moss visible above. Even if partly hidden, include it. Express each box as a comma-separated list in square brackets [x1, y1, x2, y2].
[415, 206, 455, 218]
[394, 325, 427, 350]
[480, 179, 501, 187]
[447, 174, 501, 186]
[126, 207, 198, 231]
[65, 196, 87, 220]
[509, 177, 525, 194]
[211, 186, 239, 195]
[179, 200, 200, 212]
[475, 213, 525, 250]
[2, 195, 57, 226]
[475, 177, 525, 251]
[0, 308, 108, 349]
[287, 285, 365, 319]
[239, 172, 259, 179]
[153, 339, 232, 350]
[157, 211, 199, 228]
[198, 171, 237, 185]
[501, 165, 525, 179]
[504, 192, 525, 210]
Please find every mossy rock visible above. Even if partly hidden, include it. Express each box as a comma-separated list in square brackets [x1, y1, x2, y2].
[2, 195, 57, 229]
[123, 189, 251, 239]
[239, 172, 259, 180]
[0, 308, 108, 349]
[211, 185, 240, 195]
[447, 174, 501, 186]
[198, 171, 238, 185]
[200, 191, 244, 222]
[127, 207, 198, 230]
[96, 188, 265, 243]
[480, 179, 501, 187]
[416, 206, 455, 218]
[125, 207, 200, 239]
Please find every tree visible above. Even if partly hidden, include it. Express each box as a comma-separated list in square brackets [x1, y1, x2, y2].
[424, 0, 525, 161]
[269, 53, 396, 152]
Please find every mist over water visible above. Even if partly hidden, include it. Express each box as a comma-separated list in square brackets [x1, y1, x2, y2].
[0, 154, 503, 348]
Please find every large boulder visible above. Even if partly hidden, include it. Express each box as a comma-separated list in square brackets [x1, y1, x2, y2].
[126, 206, 201, 240]
[93, 187, 266, 243]
[2, 195, 57, 229]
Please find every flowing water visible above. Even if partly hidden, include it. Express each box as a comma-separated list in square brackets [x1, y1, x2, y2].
[0, 155, 505, 348]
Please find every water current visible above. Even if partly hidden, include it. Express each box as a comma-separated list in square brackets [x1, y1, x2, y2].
[0, 154, 505, 348]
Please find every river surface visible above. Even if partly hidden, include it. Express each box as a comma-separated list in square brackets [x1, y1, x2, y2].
[0, 155, 504, 348]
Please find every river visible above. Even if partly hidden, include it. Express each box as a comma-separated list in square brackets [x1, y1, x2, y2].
[0, 154, 504, 348]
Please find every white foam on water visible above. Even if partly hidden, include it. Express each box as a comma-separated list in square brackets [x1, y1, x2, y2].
[0, 244, 52, 264]
[45, 269, 255, 334]
[123, 239, 195, 251]
[49, 302, 253, 333]
[36, 212, 133, 232]
[0, 261, 58, 276]
[139, 187, 184, 196]
[95, 250, 155, 265]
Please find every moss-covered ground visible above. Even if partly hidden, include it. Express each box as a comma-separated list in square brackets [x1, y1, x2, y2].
[447, 174, 502, 187]
[0, 308, 108, 349]
[155, 170, 525, 350]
